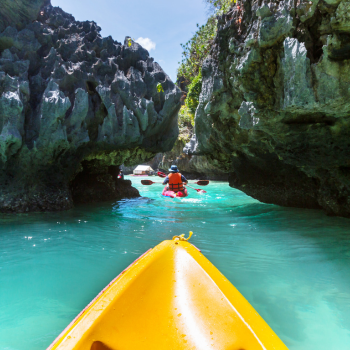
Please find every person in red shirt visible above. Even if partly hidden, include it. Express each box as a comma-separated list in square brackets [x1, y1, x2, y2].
[117, 170, 124, 180]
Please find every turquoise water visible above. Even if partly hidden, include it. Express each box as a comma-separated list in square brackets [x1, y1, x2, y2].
[1, 176, 350, 349]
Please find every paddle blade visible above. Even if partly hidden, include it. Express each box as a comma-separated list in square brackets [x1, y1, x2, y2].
[141, 180, 155, 185]
[196, 189, 207, 193]
[157, 171, 167, 178]
[196, 180, 209, 186]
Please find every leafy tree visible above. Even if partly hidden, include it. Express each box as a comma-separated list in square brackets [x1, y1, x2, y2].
[186, 70, 202, 114]
[176, 0, 234, 128]
[205, 0, 236, 14]
[177, 17, 217, 87]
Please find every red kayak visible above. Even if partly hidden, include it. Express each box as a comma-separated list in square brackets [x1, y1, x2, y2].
[162, 186, 188, 198]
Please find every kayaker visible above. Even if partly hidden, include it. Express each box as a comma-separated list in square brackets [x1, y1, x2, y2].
[118, 170, 124, 180]
[163, 165, 188, 195]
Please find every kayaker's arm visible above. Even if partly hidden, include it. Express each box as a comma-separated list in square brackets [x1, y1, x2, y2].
[162, 176, 169, 185]
[181, 174, 188, 184]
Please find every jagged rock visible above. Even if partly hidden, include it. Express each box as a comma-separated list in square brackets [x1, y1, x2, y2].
[0, 1, 181, 213]
[194, 0, 350, 217]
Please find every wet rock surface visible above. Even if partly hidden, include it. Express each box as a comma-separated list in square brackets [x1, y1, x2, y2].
[194, 0, 350, 217]
[0, 1, 181, 212]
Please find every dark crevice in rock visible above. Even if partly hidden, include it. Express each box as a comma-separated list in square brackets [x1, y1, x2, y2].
[86, 93, 108, 142]
[329, 43, 350, 60]
[229, 152, 322, 210]
[294, 10, 324, 64]
[71, 161, 139, 204]
[86, 81, 98, 94]
[329, 33, 350, 61]
[305, 11, 324, 63]
[283, 114, 336, 126]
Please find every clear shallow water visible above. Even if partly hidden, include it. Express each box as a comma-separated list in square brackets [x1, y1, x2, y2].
[1, 176, 350, 350]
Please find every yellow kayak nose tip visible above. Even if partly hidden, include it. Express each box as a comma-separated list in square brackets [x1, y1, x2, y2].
[48, 239, 288, 350]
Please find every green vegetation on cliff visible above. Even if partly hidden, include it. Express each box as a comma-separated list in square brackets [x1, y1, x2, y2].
[186, 70, 202, 114]
[177, 0, 234, 128]
[177, 0, 234, 83]
[177, 18, 216, 86]
[178, 70, 202, 134]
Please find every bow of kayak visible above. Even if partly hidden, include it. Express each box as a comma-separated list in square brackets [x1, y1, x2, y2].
[48, 239, 288, 350]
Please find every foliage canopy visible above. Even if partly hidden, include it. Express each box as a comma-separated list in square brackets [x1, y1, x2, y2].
[177, 16, 217, 86]
[176, 0, 234, 127]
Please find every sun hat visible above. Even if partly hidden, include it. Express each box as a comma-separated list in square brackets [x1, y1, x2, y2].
[168, 165, 179, 173]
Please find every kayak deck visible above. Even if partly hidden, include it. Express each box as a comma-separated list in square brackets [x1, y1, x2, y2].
[48, 240, 288, 350]
[162, 186, 188, 198]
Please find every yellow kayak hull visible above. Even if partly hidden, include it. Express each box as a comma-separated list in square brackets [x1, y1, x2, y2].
[48, 240, 288, 350]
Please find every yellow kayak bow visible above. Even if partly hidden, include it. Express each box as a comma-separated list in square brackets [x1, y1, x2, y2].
[48, 236, 288, 350]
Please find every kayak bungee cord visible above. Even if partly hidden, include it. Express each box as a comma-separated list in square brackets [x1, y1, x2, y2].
[172, 231, 193, 241]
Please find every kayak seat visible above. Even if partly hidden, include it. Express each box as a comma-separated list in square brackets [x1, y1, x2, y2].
[91, 341, 114, 350]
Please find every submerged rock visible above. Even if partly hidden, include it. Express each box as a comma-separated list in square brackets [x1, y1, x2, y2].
[194, 0, 350, 217]
[0, 1, 181, 212]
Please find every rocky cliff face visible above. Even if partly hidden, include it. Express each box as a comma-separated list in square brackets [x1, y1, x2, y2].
[194, 0, 350, 217]
[160, 132, 228, 180]
[0, 1, 181, 212]
[121, 125, 228, 180]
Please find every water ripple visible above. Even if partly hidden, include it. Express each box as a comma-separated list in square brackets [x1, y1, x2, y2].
[0, 177, 350, 350]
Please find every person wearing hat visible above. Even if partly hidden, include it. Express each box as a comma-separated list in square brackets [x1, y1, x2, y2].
[163, 165, 188, 195]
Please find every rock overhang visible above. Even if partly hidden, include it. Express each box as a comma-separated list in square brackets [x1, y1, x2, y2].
[193, 0, 350, 217]
[0, 0, 181, 212]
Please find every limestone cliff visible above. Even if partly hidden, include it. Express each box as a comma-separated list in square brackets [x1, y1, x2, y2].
[0, 1, 181, 212]
[160, 129, 228, 180]
[193, 0, 350, 217]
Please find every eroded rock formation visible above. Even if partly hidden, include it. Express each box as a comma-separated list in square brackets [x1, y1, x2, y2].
[0, 1, 181, 212]
[193, 0, 350, 217]
[161, 133, 228, 180]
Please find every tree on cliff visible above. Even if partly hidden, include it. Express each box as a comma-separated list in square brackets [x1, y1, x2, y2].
[177, 0, 234, 128]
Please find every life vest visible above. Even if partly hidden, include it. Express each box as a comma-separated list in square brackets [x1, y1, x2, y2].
[168, 173, 184, 192]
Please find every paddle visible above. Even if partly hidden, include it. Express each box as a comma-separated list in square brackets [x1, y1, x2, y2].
[185, 184, 207, 193]
[141, 180, 161, 185]
[142, 179, 207, 194]
[157, 171, 209, 186]
[141, 179, 209, 188]
[195, 180, 209, 186]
